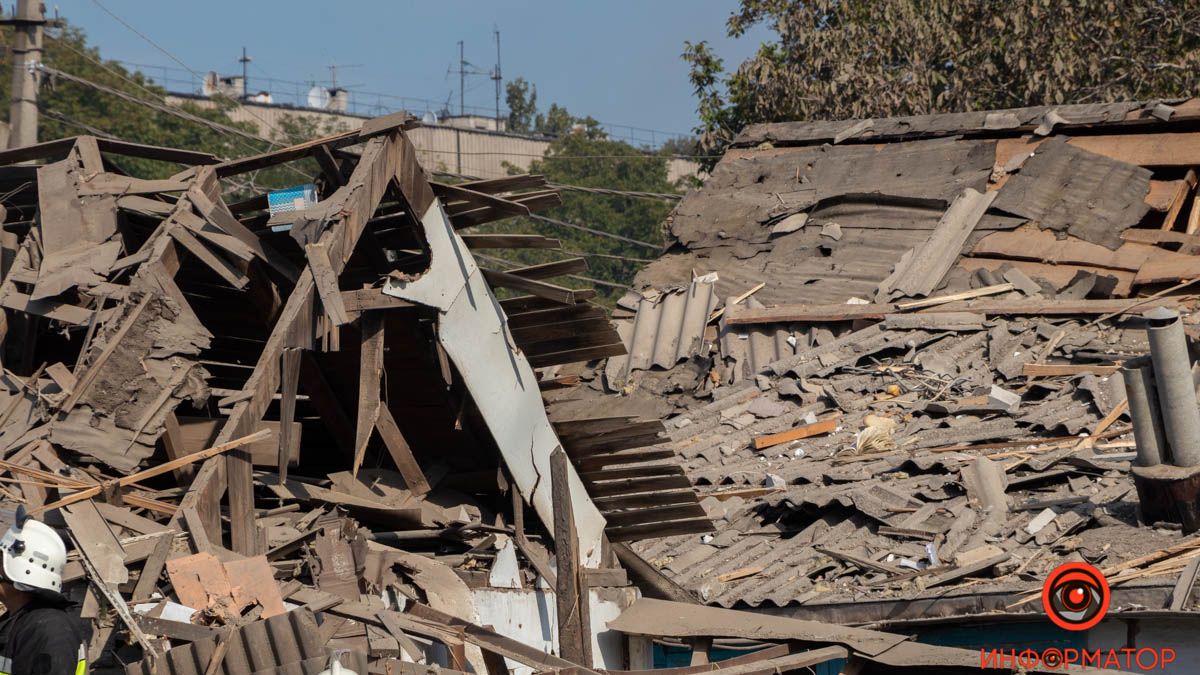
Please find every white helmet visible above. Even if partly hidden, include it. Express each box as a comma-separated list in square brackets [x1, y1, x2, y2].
[0, 507, 66, 595]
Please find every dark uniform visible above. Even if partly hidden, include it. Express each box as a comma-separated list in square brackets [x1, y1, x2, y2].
[0, 596, 87, 675]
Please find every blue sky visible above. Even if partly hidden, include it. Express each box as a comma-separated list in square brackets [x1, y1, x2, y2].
[53, 1, 774, 144]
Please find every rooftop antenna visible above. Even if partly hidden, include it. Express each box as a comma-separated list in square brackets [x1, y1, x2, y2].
[326, 63, 363, 90]
[491, 27, 502, 125]
[458, 40, 465, 116]
[238, 46, 251, 99]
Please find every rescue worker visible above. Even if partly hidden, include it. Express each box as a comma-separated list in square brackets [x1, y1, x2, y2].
[0, 506, 86, 675]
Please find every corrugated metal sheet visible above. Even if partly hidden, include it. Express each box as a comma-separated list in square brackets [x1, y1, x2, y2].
[605, 279, 718, 386]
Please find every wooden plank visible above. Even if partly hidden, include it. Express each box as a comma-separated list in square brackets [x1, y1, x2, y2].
[96, 138, 219, 165]
[1147, 180, 1182, 211]
[167, 223, 250, 289]
[307, 242, 351, 326]
[188, 171, 301, 283]
[549, 448, 592, 666]
[1169, 557, 1200, 611]
[592, 491, 699, 510]
[480, 268, 576, 305]
[605, 518, 715, 543]
[353, 312, 385, 476]
[602, 503, 708, 528]
[374, 404, 431, 496]
[31, 429, 271, 515]
[278, 348, 301, 484]
[0, 291, 93, 325]
[1162, 170, 1198, 231]
[895, 283, 1014, 310]
[460, 234, 561, 249]
[728, 297, 1183, 325]
[505, 257, 588, 280]
[586, 475, 694, 497]
[1023, 363, 1121, 377]
[340, 288, 415, 313]
[996, 132, 1200, 168]
[753, 417, 839, 450]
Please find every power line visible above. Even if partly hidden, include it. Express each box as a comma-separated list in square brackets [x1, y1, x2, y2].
[88, 0, 292, 142]
[475, 253, 632, 290]
[529, 213, 661, 251]
[42, 65, 264, 144]
[432, 170, 683, 202]
[40, 64, 312, 181]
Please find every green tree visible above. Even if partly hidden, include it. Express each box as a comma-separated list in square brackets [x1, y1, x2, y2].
[477, 122, 680, 305]
[505, 77, 538, 133]
[686, 1, 1200, 163]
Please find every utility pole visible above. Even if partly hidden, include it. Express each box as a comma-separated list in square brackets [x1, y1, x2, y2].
[492, 28, 502, 128]
[457, 40, 465, 116]
[238, 46, 251, 99]
[3, 0, 54, 148]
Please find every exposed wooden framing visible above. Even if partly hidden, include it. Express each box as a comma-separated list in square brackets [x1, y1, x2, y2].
[166, 223, 250, 289]
[480, 268, 576, 305]
[353, 312, 385, 476]
[307, 242, 351, 326]
[214, 113, 414, 177]
[374, 404, 430, 496]
[612, 542, 698, 603]
[311, 145, 345, 188]
[278, 348, 301, 484]
[433, 182, 532, 221]
[505, 257, 588, 280]
[206, 134, 400, 554]
[189, 169, 301, 283]
[298, 351, 356, 456]
[460, 234, 562, 249]
[510, 480, 556, 585]
[454, 174, 547, 194]
[550, 447, 592, 666]
[130, 529, 176, 603]
[606, 518, 715, 542]
[160, 412, 192, 482]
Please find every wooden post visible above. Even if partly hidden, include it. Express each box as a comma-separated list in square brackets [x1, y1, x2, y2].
[353, 311, 384, 476]
[550, 447, 592, 666]
[278, 348, 300, 484]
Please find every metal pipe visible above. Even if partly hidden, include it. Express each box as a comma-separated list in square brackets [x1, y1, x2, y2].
[1145, 307, 1200, 467]
[1122, 355, 1169, 466]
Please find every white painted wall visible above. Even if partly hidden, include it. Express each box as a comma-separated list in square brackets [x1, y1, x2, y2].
[471, 587, 638, 674]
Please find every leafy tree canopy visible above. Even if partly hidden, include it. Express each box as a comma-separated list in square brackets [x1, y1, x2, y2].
[685, 0, 1200, 162]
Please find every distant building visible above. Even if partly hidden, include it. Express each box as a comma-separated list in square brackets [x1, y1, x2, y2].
[164, 80, 699, 183]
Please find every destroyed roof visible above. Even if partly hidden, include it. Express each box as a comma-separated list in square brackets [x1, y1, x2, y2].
[0, 114, 1042, 675]
[545, 97, 1200, 623]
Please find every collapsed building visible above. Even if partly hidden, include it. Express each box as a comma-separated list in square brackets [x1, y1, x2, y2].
[0, 114, 1065, 675]
[544, 99, 1200, 672]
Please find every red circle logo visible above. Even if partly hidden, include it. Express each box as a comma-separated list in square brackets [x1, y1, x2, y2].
[1042, 562, 1110, 631]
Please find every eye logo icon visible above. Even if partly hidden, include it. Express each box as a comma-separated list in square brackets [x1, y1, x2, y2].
[1042, 562, 1110, 631]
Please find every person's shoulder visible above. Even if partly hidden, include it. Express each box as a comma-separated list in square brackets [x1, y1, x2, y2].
[18, 603, 81, 631]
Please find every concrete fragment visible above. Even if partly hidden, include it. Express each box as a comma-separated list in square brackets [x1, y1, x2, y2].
[987, 385, 1021, 413]
[1025, 508, 1058, 535]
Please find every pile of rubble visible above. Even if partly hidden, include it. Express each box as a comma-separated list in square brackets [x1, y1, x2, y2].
[0, 117, 1050, 675]
[545, 99, 1200, 625]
